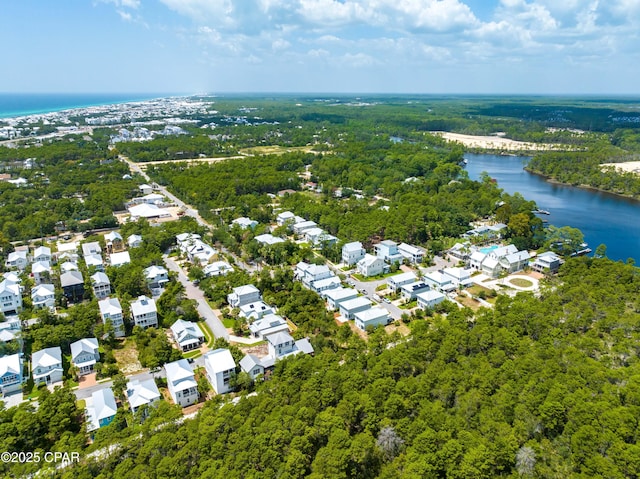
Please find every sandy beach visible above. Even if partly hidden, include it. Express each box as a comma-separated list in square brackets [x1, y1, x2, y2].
[431, 132, 559, 151]
[601, 161, 640, 176]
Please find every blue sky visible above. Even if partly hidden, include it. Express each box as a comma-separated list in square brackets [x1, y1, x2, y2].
[2, 0, 639, 94]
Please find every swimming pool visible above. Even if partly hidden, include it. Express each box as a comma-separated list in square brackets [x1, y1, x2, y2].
[479, 245, 499, 254]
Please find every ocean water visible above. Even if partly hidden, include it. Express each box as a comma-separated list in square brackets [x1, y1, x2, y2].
[0, 93, 170, 119]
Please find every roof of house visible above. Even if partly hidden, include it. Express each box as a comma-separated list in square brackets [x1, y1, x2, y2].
[33, 246, 51, 257]
[254, 234, 285, 245]
[204, 261, 233, 275]
[126, 379, 161, 409]
[232, 217, 258, 228]
[249, 314, 288, 336]
[204, 348, 236, 374]
[239, 354, 264, 373]
[469, 251, 486, 262]
[7, 250, 27, 261]
[91, 388, 117, 421]
[131, 296, 156, 316]
[417, 290, 446, 302]
[312, 276, 341, 289]
[442, 267, 471, 281]
[358, 253, 382, 267]
[128, 203, 169, 218]
[267, 331, 295, 347]
[424, 271, 452, 284]
[170, 319, 204, 346]
[239, 301, 274, 317]
[32, 346, 62, 368]
[388, 272, 417, 284]
[71, 338, 99, 362]
[144, 265, 168, 279]
[60, 261, 79, 272]
[82, 242, 102, 257]
[232, 284, 260, 296]
[99, 297, 122, 316]
[105, 231, 123, 242]
[32, 283, 55, 298]
[2, 272, 21, 284]
[91, 271, 110, 286]
[165, 359, 196, 388]
[324, 287, 358, 301]
[110, 251, 131, 266]
[400, 281, 429, 293]
[0, 280, 20, 297]
[0, 354, 21, 377]
[398, 243, 424, 255]
[294, 338, 315, 355]
[85, 254, 103, 267]
[60, 270, 83, 287]
[128, 234, 143, 245]
[342, 241, 364, 252]
[503, 251, 531, 264]
[340, 296, 373, 311]
[354, 306, 389, 322]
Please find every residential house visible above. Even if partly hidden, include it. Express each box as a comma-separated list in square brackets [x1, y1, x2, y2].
[447, 242, 471, 263]
[341, 241, 365, 266]
[239, 354, 265, 380]
[170, 319, 205, 352]
[33, 246, 52, 264]
[182, 239, 216, 264]
[481, 257, 501, 278]
[374, 240, 404, 264]
[423, 271, 456, 293]
[60, 261, 79, 273]
[70, 338, 100, 376]
[248, 313, 289, 339]
[144, 265, 169, 288]
[339, 296, 373, 320]
[128, 203, 172, 221]
[204, 348, 236, 395]
[303, 227, 325, 245]
[292, 220, 317, 235]
[81, 242, 102, 257]
[84, 254, 104, 272]
[469, 251, 486, 271]
[357, 254, 385, 277]
[442, 267, 473, 288]
[400, 281, 430, 300]
[127, 234, 143, 248]
[530, 251, 562, 274]
[323, 287, 358, 311]
[254, 234, 285, 246]
[295, 262, 333, 288]
[31, 284, 55, 309]
[165, 359, 198, 407]
[0, 280, 22, 315]
[2, 272, 21, 285]
[138, 184, 153, 195]
[0, 319, 22, 350]
[311, 276, 342, 294]
[275, 211, 295, 226]
[105, 231, 124, 253]
[32, 346, 63, 386]
[239, 301, 275, 321]
[85, 388, 117, 432]
[60, 270, 84, 303]
[204, 261, 234, 277]
[134, 193, 165, 205]
[387, 272, 418, 292]
[417, 290, 447, 310]
[5, 250, 28, 270]
[91, 272, 111, 299]
[354, 307, 391, 331]
[0, 354, 23, 396]
[232, 217, 258, 230]
[227, 284, 261, 309]
[98, 297, 125, 338]
[109, 251, 131, 267]
[267, 332, 314, 359]
[126, 378, 161, 416]
[131, 296, 158, 329]
[499, 250, 532, 274]
[398, 243, 425, 264]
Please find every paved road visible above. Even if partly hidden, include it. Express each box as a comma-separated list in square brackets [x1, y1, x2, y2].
[74, 368, 166, 400]
[164, 255, 230, 340]
[349, 275, 404, 320]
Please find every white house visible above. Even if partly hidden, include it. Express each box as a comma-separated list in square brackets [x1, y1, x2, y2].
[239, 301, 275, 321]
[204, 261, 234, 277]
[31, 283, 55, 309]
[127, 234, 143, 248]
[104, 231, 124, 253]
[417, 290, 447, 310]
[324, 287, 359, 311]
[0, 354, 23, 396]
[239, 354, 265, 380]
[276, 211, 295, 226]
[33, 246, 52, 264]
[81, 242, 102, 257]
[5, 250, 28, 270]
[354, 307, 391, 331]
[311, 276, 342, 294]
[165, 359, 198, 407]
[231, 217, 258, 230]
[32, 346, 64, 386]
[357, 254, 385, 277]
[303, 227, 325, 244]
[248, 313, 290, 339]
[182, 239, 216, 264]
[85, 388, 117, 432]
[84, 254, 104, 272]
[98, 297, 125, 338]
[0, 319, 22, 348]
[128, 203, 171, 220]
[227, 284, 261, 308]
[267, 332, 314, 359]
[530, 251, 562, 274]
[138, 184, 153, 195]
[295, 262, 334, 288]
[0, 280, 22, 315]
[131, 295, 158, 329]
[254, 234, 285, 245]
[423, 271, 456, 293]
[170, 319, 205, 352]
[70, 338, 100, 376]
[387, 272, 418, 292]
[127, 378, 161, 415]
[341, 241, 366, 266]
[374, 240, 404, 264]
[398, 243, 425, 264]
[292, 220, 317, 235]
[481, 257, 501, 278]
[469, 251, 486, 271]
[91, 272, 111, 299]
[339, 296, 373, 320]
[60, 261, 79, 272]
[109, 251, 131, 267]
[442, 267, 473, 288]
[499, 250, 531, 274]
[144, 265, 169, 288]
[204, 348, 236, 395]
[400, 281, 430, 300]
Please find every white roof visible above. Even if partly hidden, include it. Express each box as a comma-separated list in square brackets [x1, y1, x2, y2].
[85, 254, 103, 267]
[127, 379, 161, 409]
[324, 287, 358, 301]
[7, 250, 27, 261]
[240, 354, 263, 373]
[60, 270, 83, 286]
[0, 280, 21, 297]
[442, 267, 470, 280]
[359, 253, 382, 267]
[139, 183, 152, 190]
[131, 296, 157, 316]
[204, 348, 236, 374]
[2, 272, 21, 284]
[71, 337, 99, 361]
[340, 296, 372, 311]
[110, 251, 131, 266]
[0, 354, 21, 377]
[32, 283, 55, 298]
[354, 306, 389, 322]
[56, 241, 78, 253]
[417, 290, 446, 302]
[342, 241, 363, 252]
[482, 257, 500, 269]
[470, 251, 486, 262]
[204, 261, 233, 275]
[398, 243, 424, 255]
[232, 217, 257, 228]
[232, 284, 260, 296]
[82, 242, 102, 256]
[141, 193, 164, 202]
[33, 246, 51, 257]
[504, 251, 531, 263]
[91, 271, 110, 286]
[31, 261, 50, 273]
[176, 232, 200, 243]
[276, 211, 295, 220]
[128, 203, 169, 218]
[92, 388, 117, 421]
[254, 234, 285, 245]
[388, 272, 417, 284]
[144, 265, 168, 279]
[424, 271, 451, 284]
[165, 359, 196, 386]
[105, 231, 123, 242]
[267, 331, 295, 346]
[60, 261, 79, 272]
[170, 319, 204, 346]
[128, 234, 143, 246]
[99, 297, 122, 316]
[32, 346, 62, 368]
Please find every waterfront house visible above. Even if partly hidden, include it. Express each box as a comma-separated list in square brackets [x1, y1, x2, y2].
[204, 348, 236, 395]
[32, 346, 63, 386]
[165, 359, 198, 407]
[70, 338, 100, 376]
[530, 251, 562, 274]
[131, 296, 158, 329]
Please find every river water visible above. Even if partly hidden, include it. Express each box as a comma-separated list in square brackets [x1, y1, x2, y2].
[464, 153, 640, 263]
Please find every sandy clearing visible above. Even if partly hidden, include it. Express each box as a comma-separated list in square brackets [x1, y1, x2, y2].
[431, 131, 560, 151]
[601, 161, 640, 175]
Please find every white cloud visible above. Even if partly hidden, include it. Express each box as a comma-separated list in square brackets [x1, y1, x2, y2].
[117, 9, 133, 21]
[98, 0, 141, 9]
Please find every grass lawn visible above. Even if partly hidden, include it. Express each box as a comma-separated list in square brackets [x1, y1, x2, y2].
[399, 300, 418, 310]
[351, 271, 398, 282]
[222, 318, 235, 328]
[467, 284, 493, 296]
[200, 321, 215, 347]
[183, 349, 202, 360]
[509, 277, 534, 288]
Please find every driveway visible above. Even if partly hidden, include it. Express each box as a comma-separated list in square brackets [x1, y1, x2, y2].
[164, 255, 229, 340]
